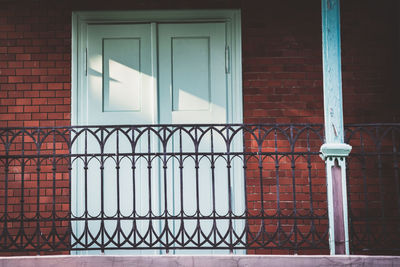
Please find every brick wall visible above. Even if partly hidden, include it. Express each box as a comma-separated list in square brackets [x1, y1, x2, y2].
[242, 1, 324, 124]
[0, 0, 398, 128]
[341, 0, 400, 123]
[0, 0, 71, 128]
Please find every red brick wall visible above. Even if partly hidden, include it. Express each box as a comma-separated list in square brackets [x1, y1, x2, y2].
[0, 0, 71, 128]
[242, 1, 324, 124]
[0, 0, 398, 128]
[341, 0, 400, 123]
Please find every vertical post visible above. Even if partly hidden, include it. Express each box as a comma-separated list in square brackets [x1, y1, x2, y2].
[321, 0, 352, 255]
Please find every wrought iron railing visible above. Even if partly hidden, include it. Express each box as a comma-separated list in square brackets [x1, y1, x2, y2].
[0, 124, 329, 254]
[345, 124, 400, 255]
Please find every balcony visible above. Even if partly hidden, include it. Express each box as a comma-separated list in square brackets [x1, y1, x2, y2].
[0, 124, 398, 255]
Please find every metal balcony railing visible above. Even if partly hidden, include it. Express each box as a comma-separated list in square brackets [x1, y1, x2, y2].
[345, 124, 400, 255]
[0, 124, 328, 254]
[0, 123, 398, 255]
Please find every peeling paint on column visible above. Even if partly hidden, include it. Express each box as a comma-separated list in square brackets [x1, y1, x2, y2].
[322, 0, 344, 144]
[321, 0, 351, 255]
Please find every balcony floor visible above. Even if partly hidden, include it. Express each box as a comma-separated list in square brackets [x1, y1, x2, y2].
[1, 255, 400, 267]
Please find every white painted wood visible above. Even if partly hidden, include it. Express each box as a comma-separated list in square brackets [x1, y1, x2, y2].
[86, 24, 154, 125]
[321, 0, 350, 255]
[71, 9, 242, 131]
[158, 23, 226, 124]
[73, 23, 159, 255]
[158, 23, 245, 254]
[71, 10, 243, 255]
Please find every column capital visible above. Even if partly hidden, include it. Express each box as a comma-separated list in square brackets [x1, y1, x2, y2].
[320, 143, 352, 161]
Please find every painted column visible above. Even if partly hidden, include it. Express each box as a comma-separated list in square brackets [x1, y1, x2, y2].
[320, 0, 352, 255]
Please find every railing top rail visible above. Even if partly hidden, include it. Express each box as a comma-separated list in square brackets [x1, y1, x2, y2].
[345, 123, 400, 127]
[0, 123, 325, 131]
[1, 123, 399, 131]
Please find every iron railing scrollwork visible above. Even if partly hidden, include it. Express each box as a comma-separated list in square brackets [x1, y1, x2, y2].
[345, 124, 400, 254]
[0, 124, 328, 254]
[0, 123, 398, 254]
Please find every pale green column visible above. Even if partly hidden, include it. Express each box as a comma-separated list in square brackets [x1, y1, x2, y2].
[320, 0, 352, 255]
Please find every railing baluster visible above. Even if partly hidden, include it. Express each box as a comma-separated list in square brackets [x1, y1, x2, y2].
[100, 128, 105, 253]
[116, 129, 121, 247]
[274, 127, 281, 247]
[3, 130, 9, 251]
[210, 128, 217, 247]
[162, 126, 169, 252]
[290, 125, 298, 253]
[359, 128, 370, 248]
[84, 129, 89, 250]
[241, 126, 249, 249]
[257, 125, 265, 247]
[146, 127, 153, 247]
[194, 126, 200, 247]
[20, 130, 25, 251]
[130, 127, 137, 247]
[67, 127, 72, 251]
[226, 126, 233, 252]
[179, 127, 184, 247]
[52, 129, 56, 250]
[36, 128, 41, 255]
[392, 127, 400, 224]
[375, 126, 386, 246]
[306, 127, 316, 247]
